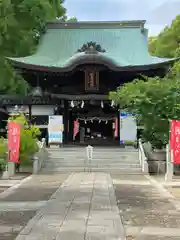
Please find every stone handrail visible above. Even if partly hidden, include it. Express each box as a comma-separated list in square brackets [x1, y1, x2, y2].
[33, 139, 47, 174]
[138, 139, 149, 173]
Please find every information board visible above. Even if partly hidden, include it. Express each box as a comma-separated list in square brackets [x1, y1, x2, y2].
[120, 112, 137, 142]
[48, 115, 63, 143]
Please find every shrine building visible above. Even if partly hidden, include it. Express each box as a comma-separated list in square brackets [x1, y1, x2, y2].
[0, 20, 176, 145]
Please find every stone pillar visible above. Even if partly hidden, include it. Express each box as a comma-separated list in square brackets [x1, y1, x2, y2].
[165, 144, 173, 182]
[8, 162, 15, 177]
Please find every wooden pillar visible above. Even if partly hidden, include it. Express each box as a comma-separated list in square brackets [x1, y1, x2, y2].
[28, 105, 32, 123]
[117, 109, 120, 141]
[69, 110, 73, 142]
[63, 100, 69, 144]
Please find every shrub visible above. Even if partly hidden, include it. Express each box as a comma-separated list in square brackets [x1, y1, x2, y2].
[110, 76, 180, 149]
[0, 137, 7, 172]
[8, 114, 40, 165]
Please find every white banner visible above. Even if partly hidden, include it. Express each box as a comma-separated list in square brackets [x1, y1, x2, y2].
[48, 115, 63, 143]
[120, 112, 137, 142]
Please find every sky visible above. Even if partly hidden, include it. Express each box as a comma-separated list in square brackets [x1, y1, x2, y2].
[64, 0, 180, 36]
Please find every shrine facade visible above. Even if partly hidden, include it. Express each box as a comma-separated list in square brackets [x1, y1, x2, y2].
[0, 20, 175, 145]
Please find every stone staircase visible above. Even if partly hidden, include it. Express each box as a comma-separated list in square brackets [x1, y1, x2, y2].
[40, 146, 142, 174]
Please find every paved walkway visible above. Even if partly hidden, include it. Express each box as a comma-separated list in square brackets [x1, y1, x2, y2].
[2, 172, 180, 240]
[15, 173, 125, 240]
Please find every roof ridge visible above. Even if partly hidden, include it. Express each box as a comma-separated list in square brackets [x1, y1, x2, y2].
[47, 20, 146, 24]
[46, 20, 146, 29]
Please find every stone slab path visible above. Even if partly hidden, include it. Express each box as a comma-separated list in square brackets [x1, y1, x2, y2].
[15, 172, 125, 240]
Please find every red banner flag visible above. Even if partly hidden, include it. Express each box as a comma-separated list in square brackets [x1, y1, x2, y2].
[114, 118, 118, 137]
[170, 120, 180, 164]
[73, 120, 79, 140]
[8, 122, 20, 163]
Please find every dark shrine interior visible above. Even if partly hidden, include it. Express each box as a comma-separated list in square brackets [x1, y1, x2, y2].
[20, 64, 167, 95]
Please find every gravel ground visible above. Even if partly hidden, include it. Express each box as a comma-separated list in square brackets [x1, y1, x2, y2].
[127, 236, 180, 240]
[111, 173, 147, 181]
[0, 173, 70, 240]
[0, 173, 70, 202]
[112, 174, 180, 239]
[0, 186, 9, 194]
[165, 186, 180, 199]
[0, 211, 36, 240]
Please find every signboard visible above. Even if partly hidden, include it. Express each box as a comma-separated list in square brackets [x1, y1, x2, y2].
[8, 122, 20, 163]
[120, 112, 137, 143]
[48, 115, 63, 143]
[170, 120, 180, 164]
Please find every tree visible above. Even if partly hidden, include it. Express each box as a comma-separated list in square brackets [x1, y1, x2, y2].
[0, 0, 74, 95]
[66, 17, 78, 22]
[110, 15, 180, 148]
[110, 73, 180, 149]
[148, 15, 180, 58]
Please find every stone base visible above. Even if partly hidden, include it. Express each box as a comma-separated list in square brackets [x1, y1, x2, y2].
[148, 160, 166, 174]
[20, 166, 33, 173]
[1, 171, 9, 179]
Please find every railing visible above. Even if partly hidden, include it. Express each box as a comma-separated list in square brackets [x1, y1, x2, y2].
[33, 139, 47, 174]
[138, 139, 149, 173]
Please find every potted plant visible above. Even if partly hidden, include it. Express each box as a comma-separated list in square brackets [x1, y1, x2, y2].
[124, 140, 137, 148]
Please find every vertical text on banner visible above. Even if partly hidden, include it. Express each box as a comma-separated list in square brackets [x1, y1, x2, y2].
[170, 120, 180, 164]
[8, 122, 20, 163]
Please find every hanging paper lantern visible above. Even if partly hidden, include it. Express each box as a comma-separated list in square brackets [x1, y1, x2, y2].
[81, 100, 85, 108]
[101, 100, 104, 108]
[111, 100, 115, 107]
[70, 101, 74, 108]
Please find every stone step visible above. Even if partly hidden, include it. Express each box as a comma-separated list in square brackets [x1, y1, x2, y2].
[41, 147, 142, 174]
[40, 167, 142, 173]
[43, 158, 139, 162]
[47, 150, 138, 154]
[48, 157, 139, 160]
[47, 155, 138, 158]
[42, 163, 141, 168]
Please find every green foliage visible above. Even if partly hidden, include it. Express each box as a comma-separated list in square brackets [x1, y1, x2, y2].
[0, 137, 7, 171]
[124, 140, 137, 146]
[112, 14, 180, 149]
[148, 15, 180, 58]
[110, 75, 180, 149]
[8, 114, 41, 165]
[0, 0, 75, 95]
[66, 17, 78, 22]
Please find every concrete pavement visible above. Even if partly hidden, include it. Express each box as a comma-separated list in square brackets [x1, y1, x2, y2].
[15, 173, 125, 240]
[2, 171, 180, 239]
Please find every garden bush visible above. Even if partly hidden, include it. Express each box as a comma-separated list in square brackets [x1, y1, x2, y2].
[0, 137, 7, 172]
[8, 114, 40, 166]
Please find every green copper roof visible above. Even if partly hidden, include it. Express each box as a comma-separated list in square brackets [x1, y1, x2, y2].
[7, 21, 176, 72]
